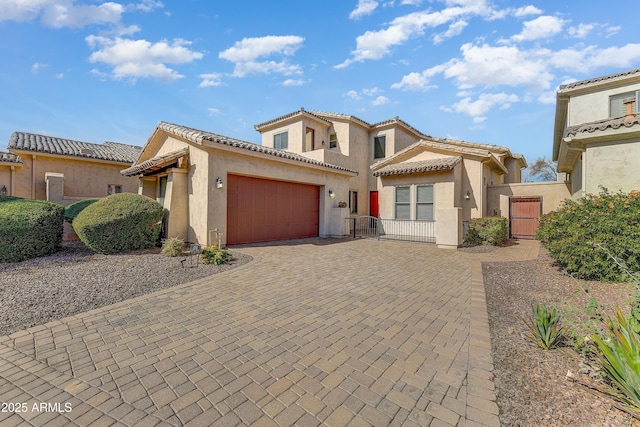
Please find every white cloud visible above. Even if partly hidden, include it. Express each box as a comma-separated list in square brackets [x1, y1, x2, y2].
[87, 36, 204, 82]
[513, 5, 542, 17]
[219, 35, 304, 77]
[199, 73, 225, 87]
[0, 0, 53, 21]
[41, 1, 124, 28]
[511, 15, 565, 42]
[583, 43, 640, 69]
[443, 43, 554, 90]
[207, 108, 220, 116]
[391, 63, 447, 90]
[433, 20, 467, 44]
[31, 62, 48, 74]
[400, 0, 422, 5]
[350, 0, 378, 19]
[282, 78, 305, 86]
[372, 95, 390, 106]
[345, 90, 362, 100]
[448, 92, 519, 122]
[362, 87, 382, 96]
[130, 0, 164, 13]
[567, 23, 595, 39]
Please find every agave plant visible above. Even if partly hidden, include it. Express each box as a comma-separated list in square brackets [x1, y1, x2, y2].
[525, 303, 567, 349]
[592, 306, 640, 411]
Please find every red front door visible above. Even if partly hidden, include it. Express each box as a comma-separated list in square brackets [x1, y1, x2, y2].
[370, 191, 379, 218]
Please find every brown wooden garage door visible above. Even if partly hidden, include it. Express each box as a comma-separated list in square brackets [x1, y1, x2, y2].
[227, 175, 319, 245]
[510, 197, 541, 239]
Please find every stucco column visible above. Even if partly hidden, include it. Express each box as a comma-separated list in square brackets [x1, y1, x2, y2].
[45, 172, 65, 205]
[164, 168, 189, 240]
[436, 207, 462, 249]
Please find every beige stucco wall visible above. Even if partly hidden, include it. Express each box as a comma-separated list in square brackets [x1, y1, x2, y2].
[584, 138, 640, 194]
[0, 165, 19, 196]
[486, 181, 571, 219]
[569, 81, 640, 124]
[7, 152, 137, 203]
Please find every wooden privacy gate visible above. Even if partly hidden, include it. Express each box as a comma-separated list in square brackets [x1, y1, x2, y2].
[510, 197, 541, 239]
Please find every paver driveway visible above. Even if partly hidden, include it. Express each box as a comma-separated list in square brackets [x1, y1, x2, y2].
[0, 238, 538, 426]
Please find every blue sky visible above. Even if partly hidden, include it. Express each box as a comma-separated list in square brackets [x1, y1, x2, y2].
[1, 0, 639, 173]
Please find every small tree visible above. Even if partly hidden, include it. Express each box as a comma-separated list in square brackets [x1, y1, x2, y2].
[525, 156, 557, 182]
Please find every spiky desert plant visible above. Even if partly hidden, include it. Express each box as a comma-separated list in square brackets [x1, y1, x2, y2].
[525, 303, 567, 349]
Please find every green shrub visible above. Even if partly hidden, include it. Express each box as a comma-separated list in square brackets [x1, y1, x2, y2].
[536, 191, 640, 282]
[592, 307, 640, 412]
[161, 237, 184, 257]
[201, 245, 232, 265]
[525, 303, 567, 349]
[73, 193, 164, 254]
[0, 196, 64, 263]
[64, 198, 99, 223]
[466, 217, 508, 246]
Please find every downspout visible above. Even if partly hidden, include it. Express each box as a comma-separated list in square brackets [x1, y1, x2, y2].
[31, 154, 36, 199]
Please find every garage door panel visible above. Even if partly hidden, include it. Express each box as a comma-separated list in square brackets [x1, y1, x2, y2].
[227, 175, 319, 245]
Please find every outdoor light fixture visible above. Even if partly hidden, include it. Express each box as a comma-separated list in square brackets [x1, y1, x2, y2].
[216, 177, 223, 189]
[0, 185, 6, 195]
[328, 189, 335, 198]
[465, 190, 471, 200]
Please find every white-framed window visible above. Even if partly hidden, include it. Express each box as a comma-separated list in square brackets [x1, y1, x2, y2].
[274, 131, 288, 150]
[329, 133, 337, 149]
[374, 135, 386, 159]
[395, 184, 435, 220]
[610, 91, 638, 118]
[416, 185, 434, 220]
[395, 186, 410, 219]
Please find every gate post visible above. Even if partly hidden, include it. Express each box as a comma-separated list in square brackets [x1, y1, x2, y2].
[376, 217, 380, 240]
[352, 217, 356, 239]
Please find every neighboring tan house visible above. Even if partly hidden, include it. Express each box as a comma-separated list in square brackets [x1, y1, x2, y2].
[124, 110, 526, 248]
[2, 132, 141, 205]
[553, 67, 640, 197]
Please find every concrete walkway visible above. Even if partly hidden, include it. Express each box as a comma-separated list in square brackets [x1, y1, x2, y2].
[0, 238, 539, 426]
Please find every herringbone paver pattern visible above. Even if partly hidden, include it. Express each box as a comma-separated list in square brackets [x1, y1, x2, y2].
[0, 238, 539, 426]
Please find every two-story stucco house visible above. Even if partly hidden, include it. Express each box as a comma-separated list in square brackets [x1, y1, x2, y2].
[553, 68, 640, 197]
[124, 109, 526, 248]
[1, 132, 141, 205]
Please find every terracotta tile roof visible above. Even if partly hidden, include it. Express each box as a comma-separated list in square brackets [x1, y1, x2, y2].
[371, 116, 431, 138]
[559, 68, 640, 91]
[372, 156, 462, 177]
[310, 110, 372, 128]
[0, 151, 22, 164]
[121, 148, 188, 176]
[8, 132, 141, 163]
[253, 108, 332, 130]
[153, 122, 358, 175]
[565, 114, 640, 137]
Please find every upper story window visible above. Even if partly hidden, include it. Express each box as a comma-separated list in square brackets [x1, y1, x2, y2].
[274, 131, 288, 150]
[374, 135, 386, 159]
[610, 91, 638, 118]
[329, 133, 337, 149]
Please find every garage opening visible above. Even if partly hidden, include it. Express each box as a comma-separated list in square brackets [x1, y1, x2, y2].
[227, 174, 319, 245]
[510, 197, 541, 239]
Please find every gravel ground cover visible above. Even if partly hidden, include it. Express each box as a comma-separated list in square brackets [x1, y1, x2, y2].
[483, 246, 639, 426]
[0, 242, 252, 336]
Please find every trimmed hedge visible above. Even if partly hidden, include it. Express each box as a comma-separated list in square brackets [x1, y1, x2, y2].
[536, 191, 640, 282]
[64, 198, 99, 223]
[466, 217, 508, 246]
[0, 196, 64, 263]
[73, 193, 164, 254]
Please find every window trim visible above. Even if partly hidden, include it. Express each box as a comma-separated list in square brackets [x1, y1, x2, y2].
[394, 186, 411, 220]
[349, 190, 358, 214]
[329, 133, 337, 149]
[415, 184, 434, 221]
[374, 135, 386, 159]
[274, 131, 288, 150]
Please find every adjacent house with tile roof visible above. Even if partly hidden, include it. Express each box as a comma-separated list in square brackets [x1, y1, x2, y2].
[553, 67, 640, 196]
[1, 132, 141, 204]
[125, 110, 527, 248]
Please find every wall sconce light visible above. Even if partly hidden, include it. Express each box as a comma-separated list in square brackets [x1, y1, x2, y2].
[216, 177, 223, 189]
[0, 185, 6, 195]
[328, 189, 335, 199]
[465, 190, 471, 200]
